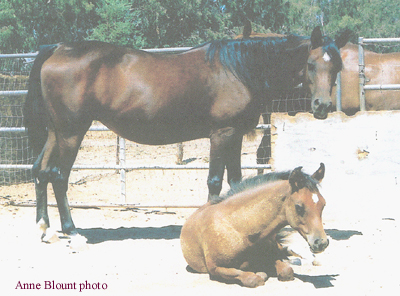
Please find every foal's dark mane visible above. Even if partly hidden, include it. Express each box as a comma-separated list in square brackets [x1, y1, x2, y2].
[210, 170, 319, 205]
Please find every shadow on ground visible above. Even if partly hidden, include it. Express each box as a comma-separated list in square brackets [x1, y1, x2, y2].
[295, 273, 339, 288]
[78, 225, 182, 244]
[77, 226, 362, 245]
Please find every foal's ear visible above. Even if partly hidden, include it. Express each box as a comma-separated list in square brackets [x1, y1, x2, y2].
[335, 29, 352, 49]
[311, 163, 325, 183]
[310, 26, 323, 49]
[289, 166, 306, 193]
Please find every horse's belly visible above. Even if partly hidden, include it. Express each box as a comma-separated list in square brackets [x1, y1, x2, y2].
[103, 120, 210, 145]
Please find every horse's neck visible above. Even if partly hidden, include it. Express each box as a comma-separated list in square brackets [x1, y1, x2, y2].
[227, 181, 291, 236]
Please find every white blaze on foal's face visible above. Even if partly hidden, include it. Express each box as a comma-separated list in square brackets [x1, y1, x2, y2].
[312, 194, 319, 204]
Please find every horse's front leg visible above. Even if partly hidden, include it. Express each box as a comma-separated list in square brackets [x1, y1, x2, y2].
[256, 113, 271, 175]
[225, 133, 243, 187]
[207, 127, 242, 200]
[275, 259, 294, 281]
[51, 128, 90, 235]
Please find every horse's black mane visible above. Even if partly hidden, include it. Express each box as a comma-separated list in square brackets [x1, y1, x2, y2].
[210, 169, 319, 205]
[204, 36, 309, 95]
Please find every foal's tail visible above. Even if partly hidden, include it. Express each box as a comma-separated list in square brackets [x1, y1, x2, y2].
[23, 44, 58, 155]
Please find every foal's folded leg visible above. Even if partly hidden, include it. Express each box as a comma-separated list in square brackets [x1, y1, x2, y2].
[212, 266, 268, 288]
[275, 259, 294, 281]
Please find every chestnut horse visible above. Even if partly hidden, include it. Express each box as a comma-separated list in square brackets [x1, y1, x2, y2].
[24, 27, 342, 235]
[332, 43, 400, 115]
[180, 163, 328, 288]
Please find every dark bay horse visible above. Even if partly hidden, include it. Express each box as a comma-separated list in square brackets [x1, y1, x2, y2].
[24, 27, 341, 235]
[180, 163, 328, 288]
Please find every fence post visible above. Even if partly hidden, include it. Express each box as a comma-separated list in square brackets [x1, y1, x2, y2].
[358, 37, 366, 111]
[336, 72, 342, 111]
[119, 136, 126, 204]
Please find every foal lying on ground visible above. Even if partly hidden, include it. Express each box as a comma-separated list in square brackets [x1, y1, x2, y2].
[180, 163, 328, 287]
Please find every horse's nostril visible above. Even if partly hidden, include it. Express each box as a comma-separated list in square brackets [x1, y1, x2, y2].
[314, 99, 320, 107]
[314, 238, 329, 252]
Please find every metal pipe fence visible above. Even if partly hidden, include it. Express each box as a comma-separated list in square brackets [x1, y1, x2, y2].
[358, 37, 400, 111]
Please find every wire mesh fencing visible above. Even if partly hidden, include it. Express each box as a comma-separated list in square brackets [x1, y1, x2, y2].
[0, 57, 33, 185]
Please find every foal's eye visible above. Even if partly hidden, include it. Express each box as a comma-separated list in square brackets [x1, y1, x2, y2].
[308, 63, 316, 72]
[295, 204, 305, 217]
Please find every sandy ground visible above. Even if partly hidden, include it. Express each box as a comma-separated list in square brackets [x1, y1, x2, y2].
[1, 124, 399, 295]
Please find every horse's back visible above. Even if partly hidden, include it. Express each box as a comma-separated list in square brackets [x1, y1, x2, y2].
[39, 40, 258, 145]
[40, 41, 212, 143]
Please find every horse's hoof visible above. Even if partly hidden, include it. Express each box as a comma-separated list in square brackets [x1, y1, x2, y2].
[242, 273, 266, 288]
[312, 259, 322, 266]
[42, 228, 60, 243]
[256, 272, 268, 281]
[37, 218, 49, 234]
[69, 234, 88, 252]
[277, 266, 294, 281]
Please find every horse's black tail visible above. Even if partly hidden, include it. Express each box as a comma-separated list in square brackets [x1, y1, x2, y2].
[23, 44, 58, 156]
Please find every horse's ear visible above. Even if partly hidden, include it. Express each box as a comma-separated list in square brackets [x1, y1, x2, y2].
[310, 26, 323, 49]
[335, 29, 351, 49]
[243, 19, 252, 39]
[311, 163, 325, 183]
[289, 166, 305, 192]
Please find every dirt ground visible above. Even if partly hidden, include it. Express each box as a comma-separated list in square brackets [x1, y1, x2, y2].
[0, 127, 399, 295]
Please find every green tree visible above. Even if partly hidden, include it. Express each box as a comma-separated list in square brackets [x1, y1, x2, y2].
[1, 0, 400, 53]
[0, 0, 98, 53]
[90, 0, 145, 47]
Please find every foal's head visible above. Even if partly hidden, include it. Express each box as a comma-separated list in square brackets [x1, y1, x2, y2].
[305, 27, 351, 119]
[286, 163, 328, 253]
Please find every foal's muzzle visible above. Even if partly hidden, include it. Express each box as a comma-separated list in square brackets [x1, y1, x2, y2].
[310, 238, 329, 254]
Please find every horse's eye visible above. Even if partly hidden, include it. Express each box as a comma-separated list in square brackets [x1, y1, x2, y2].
[295, 204, 305, 217]
[308, 63, 315, 72]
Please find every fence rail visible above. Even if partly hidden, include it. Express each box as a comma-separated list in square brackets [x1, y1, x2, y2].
[358, 37, 400, 111]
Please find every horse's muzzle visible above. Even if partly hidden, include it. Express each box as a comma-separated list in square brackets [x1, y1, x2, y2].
[312, 100, 332, 120]
[310, 238, 329, 254]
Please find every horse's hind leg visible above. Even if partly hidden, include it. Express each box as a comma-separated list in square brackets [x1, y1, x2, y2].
[210, 266, 267, 288]
[33, 131, 58, 233]
[33, 149, 50, 232]
[51, 127, 91, 235]
[34, 123, 90, 235]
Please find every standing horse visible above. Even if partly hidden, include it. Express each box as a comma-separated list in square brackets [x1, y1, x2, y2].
[180, 163, 328, 288]
[24, 27, 345, 235]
